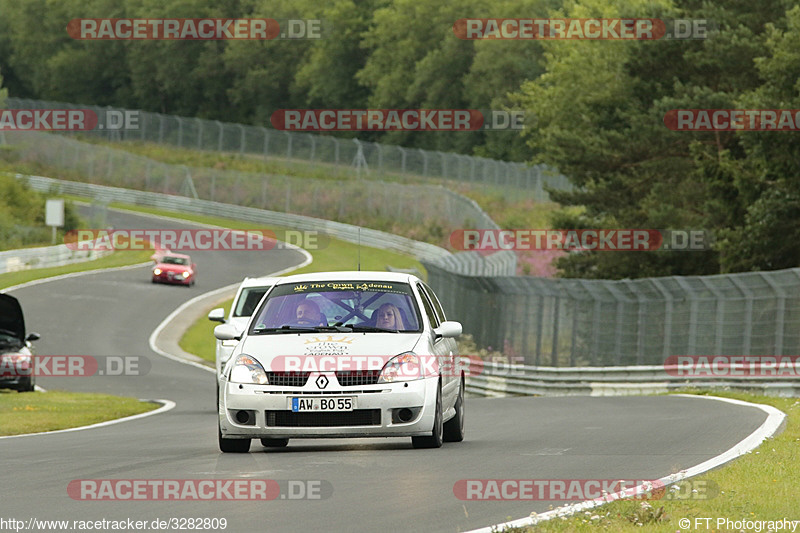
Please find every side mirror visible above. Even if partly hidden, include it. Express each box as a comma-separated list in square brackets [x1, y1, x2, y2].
[434, 321, 462, 339]
[207, 308, 226, 323]
[214, 324, 241, 341]
[26, 332, 40, 342]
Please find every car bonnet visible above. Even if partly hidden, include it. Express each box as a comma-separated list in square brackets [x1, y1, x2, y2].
[0, 293, 25, 343]
[240, 332, 421, 365]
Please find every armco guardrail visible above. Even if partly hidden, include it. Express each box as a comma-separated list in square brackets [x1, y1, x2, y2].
[0, 242, 112, 275]
[467, 361, 800, 397]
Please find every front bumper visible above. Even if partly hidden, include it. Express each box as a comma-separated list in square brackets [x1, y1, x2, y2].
[219, 374, 438, 439]
[0, 355, 32, 389]
[152, 272, 191, 285]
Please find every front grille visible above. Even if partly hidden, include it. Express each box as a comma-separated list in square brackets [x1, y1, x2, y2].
[267, 372, 310, 387]
[335, 370, 380, 386]
[266, 409, 381, 427]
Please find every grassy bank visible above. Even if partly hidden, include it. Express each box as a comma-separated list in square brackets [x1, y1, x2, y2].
[502, 391, 796, 532]
[0, 389, 159, 436]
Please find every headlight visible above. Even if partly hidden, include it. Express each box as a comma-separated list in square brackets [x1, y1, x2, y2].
[378, 352, 421, 383]
[229, 354, 269, 385]
[153, 268, 162, 275]
[181, 271, 190, 278]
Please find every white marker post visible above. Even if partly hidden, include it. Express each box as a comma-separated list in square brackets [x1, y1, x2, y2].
[45, 198, 64, 244]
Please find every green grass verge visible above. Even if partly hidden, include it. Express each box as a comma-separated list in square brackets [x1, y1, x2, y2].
[179, 298, 231, 364]
[0, 249, 153, 291]
[68, 137, 564, 236]
[502, 391, 798, 532]
[0, 389, 158, 436]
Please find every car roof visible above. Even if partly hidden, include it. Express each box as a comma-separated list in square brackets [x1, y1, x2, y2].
[275, 271, 420, 285]
[163, 253, 191, 259]
[238, 276, 282, 289]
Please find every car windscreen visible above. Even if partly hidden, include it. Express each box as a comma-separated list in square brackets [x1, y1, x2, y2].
[233, 287, 270, 317]
[249, 281, 421, 334]
[162, 256, 188, 265]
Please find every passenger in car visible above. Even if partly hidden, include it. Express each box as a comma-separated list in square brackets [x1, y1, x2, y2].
[374, 303, 405, 330]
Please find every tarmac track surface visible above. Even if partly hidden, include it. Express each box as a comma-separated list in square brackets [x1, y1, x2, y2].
[0, 209, 770, 532]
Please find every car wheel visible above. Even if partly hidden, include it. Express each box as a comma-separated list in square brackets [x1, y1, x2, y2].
[17, 377, 35, 393]
[443, 376, 465, 442]
[412, 381, 443, 449]
[218, 422, 250, 453]
[260, 438, 289, 448]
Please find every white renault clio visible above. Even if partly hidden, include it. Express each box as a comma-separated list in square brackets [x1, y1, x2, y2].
[215, 271, 464, 452]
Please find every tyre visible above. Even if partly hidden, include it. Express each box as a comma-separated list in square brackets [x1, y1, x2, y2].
[443, 376, 465, 442]
[412, 381, 443, 449]
[218, 423, 250, 453]
[260, 438, 289, 447]
[16, 377, 35, 393]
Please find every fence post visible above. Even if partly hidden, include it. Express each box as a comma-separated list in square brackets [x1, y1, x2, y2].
[761, 272, 786, 355]
[216, 120, 223, 151]
[197, 118, 203, 149]
[729, 275, 754, 355]
[284, 132, 293, 160]
[651, 278, 674, 362]
[534, 294, 544, 366]
[157, 114, 165, 143]
[239, 125, 246, 153]
[699, 277, 725, 355]
[551, 296, 561, 366]
[333, 137, 340, 166]
[262, 127, 270, 157]
[398, 147, 407, 174]
[375, 143, 383, 173]
[675, 277, 699, 355]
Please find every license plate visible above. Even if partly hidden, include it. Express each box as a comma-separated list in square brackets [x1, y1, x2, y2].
[291, 397, 354, 412]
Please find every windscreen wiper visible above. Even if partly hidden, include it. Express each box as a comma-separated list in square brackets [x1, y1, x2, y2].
[347, 324, 398, 333]
[252, 325, 319, 334]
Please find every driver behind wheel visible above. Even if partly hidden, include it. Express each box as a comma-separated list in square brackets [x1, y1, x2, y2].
[295, 300, 326, 326]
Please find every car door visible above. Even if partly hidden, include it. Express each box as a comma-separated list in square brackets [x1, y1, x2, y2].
[416, 283, 457, 408]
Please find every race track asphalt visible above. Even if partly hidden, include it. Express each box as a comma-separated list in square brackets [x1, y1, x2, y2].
[0, 208, 770, 532]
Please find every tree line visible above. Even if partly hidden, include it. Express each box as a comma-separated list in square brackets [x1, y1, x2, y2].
[1, 0, 798, 277]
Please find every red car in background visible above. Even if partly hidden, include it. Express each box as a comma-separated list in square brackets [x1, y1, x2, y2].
[151, 253, 196, 286]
